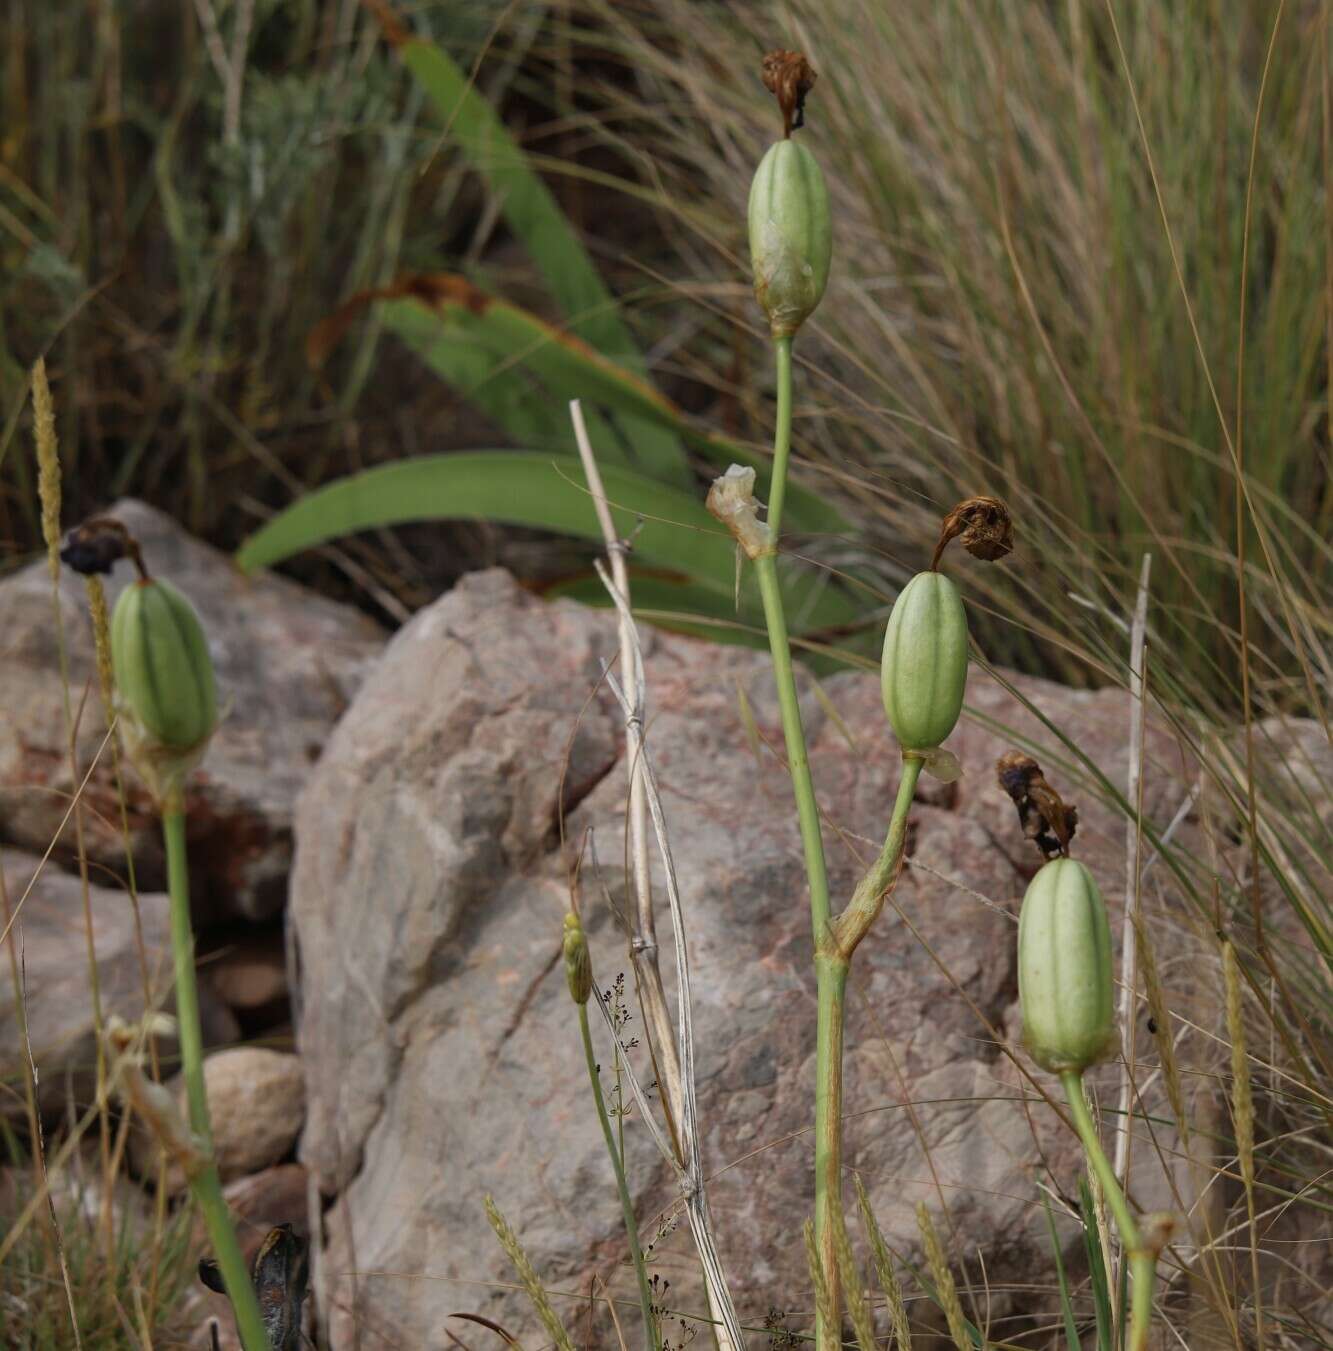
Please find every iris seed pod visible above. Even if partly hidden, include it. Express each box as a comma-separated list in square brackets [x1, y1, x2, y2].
[111, 578, 218, 752]
[563, 911, 592, 1006]
[880, 571, 969, 752]
[1018, 858, 1117, 1074]
[748, 140, 832, 337]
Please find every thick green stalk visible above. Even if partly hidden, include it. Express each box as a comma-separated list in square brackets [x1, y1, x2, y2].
[163, 808, 269, 1351]
[812, 953, 847, 1351]
[754, 556, 832, 944]
[578, 1003, 661, 1351]
[1060, 1071, 1157, 1351]
[755, 332, 924, 1351]
[755, 333, 843, 1348]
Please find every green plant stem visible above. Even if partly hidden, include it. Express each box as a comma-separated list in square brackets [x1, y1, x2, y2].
[767, 334, 795, 534]
[756, 332, 844, 1350]
[1060, 1070, 1157, 1351]
[578, 1002, 660, 1351]
[812, 951, 847, 1351]
[753, 556, 832, 943]
[163, 807, 268, 1351]
[836, 757, 923, 953]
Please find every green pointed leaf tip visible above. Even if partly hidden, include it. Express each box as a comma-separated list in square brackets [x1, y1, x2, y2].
[748, 139, 832, 337]
[879, 571, 969, 751]
[1018, 858, 1118, 1075]
[110, 578, 218, 750]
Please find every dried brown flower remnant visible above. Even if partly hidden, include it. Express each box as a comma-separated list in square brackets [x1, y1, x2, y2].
[931, 495, 1014, 570]
[60, 516, 147, 579]
[996, 751, 1078, 860]
[762, 50, 816, 138]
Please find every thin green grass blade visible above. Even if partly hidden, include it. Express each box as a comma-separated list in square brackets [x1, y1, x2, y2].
[235, 451, 736, 595]
[1042, 1192, 1083, 1351]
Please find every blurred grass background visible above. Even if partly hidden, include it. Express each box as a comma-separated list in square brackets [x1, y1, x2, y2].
[2, 0, 1329, 720]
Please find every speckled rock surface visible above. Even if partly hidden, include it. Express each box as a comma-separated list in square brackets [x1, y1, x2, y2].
[0, 849, 236, 1120]
[291, 569, 1206, 1347]
[0, 499, 385, 921]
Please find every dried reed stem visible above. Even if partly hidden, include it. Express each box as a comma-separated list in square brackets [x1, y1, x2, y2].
[1224, 942, 1264, 1350]
[573, 402, 745, 1351]
[1114, 552, 1152, 1191]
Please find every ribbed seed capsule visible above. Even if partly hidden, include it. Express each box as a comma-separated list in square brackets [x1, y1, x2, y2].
[562, 911, 592, 1006]
[111, 578, 218, 751]
[1018, 858, 1117, 1074]
[748, 140, 832, 337]
[880, 571, 969, 752]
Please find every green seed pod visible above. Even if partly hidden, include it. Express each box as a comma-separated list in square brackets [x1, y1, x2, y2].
[563, 911, 592, 1006]
[880, 571, 969, 752]
[111, 577, 217, 752]
[1018, 858, 1117, 1074]
[748, 139, 832, 337]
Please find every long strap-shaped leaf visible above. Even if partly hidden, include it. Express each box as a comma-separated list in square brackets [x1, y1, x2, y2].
[235, 451, 736, 594]
[234, 451, 863, 640]
[373, 280, 849, 535]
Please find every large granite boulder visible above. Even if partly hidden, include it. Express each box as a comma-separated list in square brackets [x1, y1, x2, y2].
[0, 499, 385, 920]
[292, 569, 1209, 1347]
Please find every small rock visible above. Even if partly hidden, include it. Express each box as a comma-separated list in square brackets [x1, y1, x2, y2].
[0, 850, 237, 1121]
[207, 932, 289, 1016]
[134, 1048, 304, 1191]
[224, 1162, 310, 1236]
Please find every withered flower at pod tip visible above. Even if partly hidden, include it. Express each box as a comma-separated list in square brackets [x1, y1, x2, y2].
[931, 496, 1013, 571]
[762, 49, 817, 138]
[996, 751, 1078, 861]
[60, 517, 147, 579]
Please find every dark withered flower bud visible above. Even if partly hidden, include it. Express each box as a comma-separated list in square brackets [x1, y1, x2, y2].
[930, 496, 1014, 570]
[60, 517, 145, 578]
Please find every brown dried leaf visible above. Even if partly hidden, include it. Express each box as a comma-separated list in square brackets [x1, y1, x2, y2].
[995, 751, 1077, 860]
